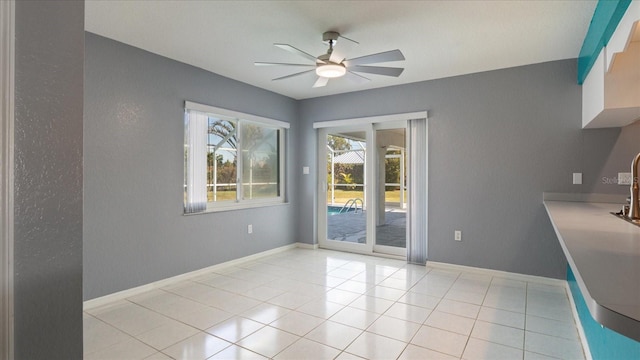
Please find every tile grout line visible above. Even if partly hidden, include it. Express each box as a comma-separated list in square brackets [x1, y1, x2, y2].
[84, 249, 587, 360]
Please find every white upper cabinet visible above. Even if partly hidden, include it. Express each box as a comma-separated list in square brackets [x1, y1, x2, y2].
[583, 2, 640, 129]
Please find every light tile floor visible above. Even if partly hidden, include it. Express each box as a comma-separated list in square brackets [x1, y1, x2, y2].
[84, 249, 586, 360]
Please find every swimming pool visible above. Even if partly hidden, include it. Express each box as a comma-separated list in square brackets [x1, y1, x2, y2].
[328, 206, 357, 215]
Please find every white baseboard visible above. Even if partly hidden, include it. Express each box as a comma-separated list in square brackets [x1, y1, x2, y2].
[83, 243, 298, 311]
[564, 283, 593, 360]
[296, 242, 318, 250]
[84, 242, 578, 335]
[426, 261, 566, 287]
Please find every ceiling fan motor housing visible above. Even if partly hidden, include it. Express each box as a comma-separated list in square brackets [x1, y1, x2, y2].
[322, 31, 340, 44]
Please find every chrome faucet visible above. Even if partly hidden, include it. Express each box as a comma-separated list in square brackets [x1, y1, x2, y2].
[629, 152, 640, 220]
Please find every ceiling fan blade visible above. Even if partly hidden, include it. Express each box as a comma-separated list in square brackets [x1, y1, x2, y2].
[313, 77, 329, 88]
[345, 70, 371, 84]
[274, 43, 324, 64]
[255, 62, 315, 67]
[343, 49, 405, 66]
[329, 50, 345, 64]
[272, 69, 315, 81]
[348, 65, 404, 77]
[339, 34, 359, 45]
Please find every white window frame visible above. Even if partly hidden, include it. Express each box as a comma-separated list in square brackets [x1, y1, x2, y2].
[184, 101, 288, 213]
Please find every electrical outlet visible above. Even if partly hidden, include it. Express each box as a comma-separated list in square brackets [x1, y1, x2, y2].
[572, 173, 582, 185]
[248, 224, 253, 234]
[454, 230, 462, 241]
[303, 166, 310, 175]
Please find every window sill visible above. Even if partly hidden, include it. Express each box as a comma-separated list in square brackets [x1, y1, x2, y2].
[183, 200, 289, 215]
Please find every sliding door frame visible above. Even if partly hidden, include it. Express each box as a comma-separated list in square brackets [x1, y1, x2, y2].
[314, 112, 427, 258]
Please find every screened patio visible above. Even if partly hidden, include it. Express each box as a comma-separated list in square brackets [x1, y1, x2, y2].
[326, 135, 407, 248]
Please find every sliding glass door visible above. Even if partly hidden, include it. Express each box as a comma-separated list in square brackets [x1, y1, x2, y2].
[318, 121, 408, 257]
[373, 124, 407, 257]
[319, 126, 372, 253]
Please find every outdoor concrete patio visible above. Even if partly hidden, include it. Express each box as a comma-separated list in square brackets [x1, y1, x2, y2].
[327, 209, 406, 248]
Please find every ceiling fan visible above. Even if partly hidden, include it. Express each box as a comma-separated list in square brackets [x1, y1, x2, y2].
[255, 31, 405, 88]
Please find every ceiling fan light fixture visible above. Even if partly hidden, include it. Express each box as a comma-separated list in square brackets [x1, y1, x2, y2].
[316, 63, 346, 78]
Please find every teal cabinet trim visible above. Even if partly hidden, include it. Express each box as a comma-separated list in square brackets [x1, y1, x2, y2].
[577, 0, 631, 84]
[567, 266, 640, 359]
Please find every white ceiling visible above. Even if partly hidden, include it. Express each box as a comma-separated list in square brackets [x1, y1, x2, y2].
[85, 0, 597, 100]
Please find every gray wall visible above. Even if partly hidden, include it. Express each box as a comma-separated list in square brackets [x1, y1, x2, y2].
[298, 60, 638, 279]
[84, 33, 298, 300]
[84, 32, 640, 298]
[583, 120, 640, 194]
[14, 1, 84, 358]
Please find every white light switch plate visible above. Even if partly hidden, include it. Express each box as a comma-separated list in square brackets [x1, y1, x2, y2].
[618, 172, 632, 185]
[572, 173, 582, 185]
[303, 166, 310, 175]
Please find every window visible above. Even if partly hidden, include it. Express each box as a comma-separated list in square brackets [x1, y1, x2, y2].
[184, 102, 288, 213]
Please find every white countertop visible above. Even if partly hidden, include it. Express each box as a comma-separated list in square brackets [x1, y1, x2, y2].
[544, 199, 640, 341]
